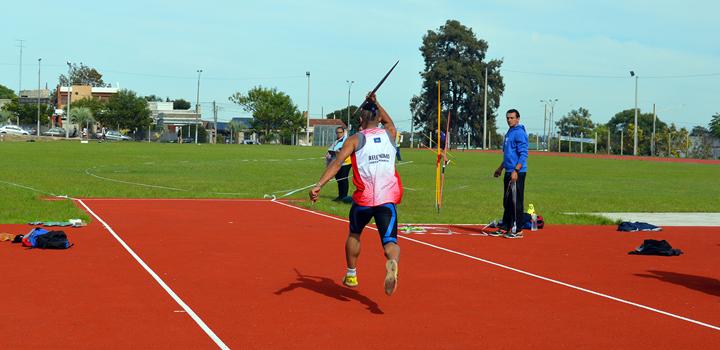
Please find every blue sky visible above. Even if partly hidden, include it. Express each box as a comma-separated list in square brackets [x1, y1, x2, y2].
[1, 0, 718, 135]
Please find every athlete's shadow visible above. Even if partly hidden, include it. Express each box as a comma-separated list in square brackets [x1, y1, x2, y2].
[275, 269, 383, 314]
[635, 270, 720, 297]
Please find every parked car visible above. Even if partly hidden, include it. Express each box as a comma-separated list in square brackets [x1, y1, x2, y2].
[0, 125, 30, 135]
[242, 140, 260, 144]
[104, 130, 132, 141]
[43, 127, 67, 137]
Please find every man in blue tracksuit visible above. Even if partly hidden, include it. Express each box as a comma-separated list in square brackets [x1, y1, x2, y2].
[493, 109, 528, 238]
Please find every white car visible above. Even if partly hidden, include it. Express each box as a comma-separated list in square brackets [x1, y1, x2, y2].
[43, 127, 67, 137]
[104, 130, 132, 141]
[0, 125, 30, 135]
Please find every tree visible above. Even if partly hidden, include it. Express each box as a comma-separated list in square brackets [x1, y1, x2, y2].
[0, 110, 12, 124]
[59, 63, 108, 87]
[555, 108, 596, 153]
[0, 84, 16, 99]
[326, 105, 356, 130]
[173, 99, 192, 110]
[710, 113, 720, 138]
[1, 97, 53, 125]
[228, 86, 303, 142]
[71, 97, 106, 116]
[556, 107, 594, 137]
[593, 124, 610, 153]
[70, 107, 95, 132]
[410, 19, 505, 147]
[689, 125, 713, 159]
[144, 95, 164, 102]
[228, 119, 243, 144]
[100, 89, 152, 130]
[691, 125, 709, 137]
[607, 109, 668, 156]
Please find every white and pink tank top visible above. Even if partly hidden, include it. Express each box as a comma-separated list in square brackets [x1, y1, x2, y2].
[351, 127, 403, 206]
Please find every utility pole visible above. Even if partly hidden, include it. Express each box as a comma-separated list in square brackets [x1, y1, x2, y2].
[410, 115, 414, 149]
[542, 101, 547, 150]
[621, 129, 624, 156]
[16, 40, 26, 125]
[594, 132, 597, 154]
[483, 66, 488, 149]
[608, 130, 611, 154]
[651, 103, 656, 157]
[195, 69, 202, 144]
[467, 124, 470, 149]
[306, 71, 310, 145]
[65, 62, 72, 138]
[630, 71, 639, 156]
[37, 58, 41, 136]
[213, 100, 218, 144]
[346, 80, 354, 131]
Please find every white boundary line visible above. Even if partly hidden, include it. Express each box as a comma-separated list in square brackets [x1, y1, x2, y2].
[85, 168, 190, 192]
[79, 198, 267, 202]
[270, 200, 720, 332]
[76, 199, 231, 349]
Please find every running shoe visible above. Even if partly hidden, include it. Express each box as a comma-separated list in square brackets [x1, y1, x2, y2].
[503, 231, 524, 239]
[342, 275, 358, 287]
[384, 259, 399, 296]
[487, 228, 507, 237]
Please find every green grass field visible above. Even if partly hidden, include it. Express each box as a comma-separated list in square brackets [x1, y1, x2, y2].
[0, 141, 718, 225]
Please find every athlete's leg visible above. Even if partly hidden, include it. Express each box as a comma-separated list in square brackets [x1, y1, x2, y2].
[344, 203, 373, 287]
[383, 242, 400, 262]
[345, 233, 361, 269]
[374, 204, 400, 295]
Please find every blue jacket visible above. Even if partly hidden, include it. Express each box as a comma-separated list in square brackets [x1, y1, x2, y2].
[503, 124, 528, 172]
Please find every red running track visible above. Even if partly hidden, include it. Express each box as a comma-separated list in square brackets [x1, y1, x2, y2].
[1, 198, 718, 349]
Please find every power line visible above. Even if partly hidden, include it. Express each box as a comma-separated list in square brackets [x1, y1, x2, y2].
[502, 68, 720, 79]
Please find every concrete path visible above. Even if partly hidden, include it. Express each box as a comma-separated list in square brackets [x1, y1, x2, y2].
[584, 213, 720, 227]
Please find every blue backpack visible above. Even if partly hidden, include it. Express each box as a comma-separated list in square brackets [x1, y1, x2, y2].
[22, 228, 72, 249]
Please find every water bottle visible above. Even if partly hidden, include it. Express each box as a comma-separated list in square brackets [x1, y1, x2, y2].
[531, 213, 538, 231]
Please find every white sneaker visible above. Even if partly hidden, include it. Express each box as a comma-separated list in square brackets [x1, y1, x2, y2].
[384, 259, 399, 296]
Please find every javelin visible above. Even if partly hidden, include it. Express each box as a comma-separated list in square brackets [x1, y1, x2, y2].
[351, 60, 400, 118]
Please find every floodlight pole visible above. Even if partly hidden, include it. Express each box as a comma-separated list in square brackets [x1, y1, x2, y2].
[195, 69, 202, 144]
[37, 58, 41, 136]
[306, 71, 310, 145]
[346, 80, 353, 130]
[66, 62, 71, 139]
[542, 101, 547, 150]
[483, 66, 488, 149]
[630, 71, 638, 156]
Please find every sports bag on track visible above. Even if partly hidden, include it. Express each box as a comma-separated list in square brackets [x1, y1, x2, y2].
[22, 228, 73, 249]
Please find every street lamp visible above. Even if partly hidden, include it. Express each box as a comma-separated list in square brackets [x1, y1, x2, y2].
[630, 71, 638, 156]
[65, 61, 71, 138]
[346, 80, 354, 130]
[37, 58, 41, 136]
[306, 71, 310, 145]
[195, 69, 202, 144]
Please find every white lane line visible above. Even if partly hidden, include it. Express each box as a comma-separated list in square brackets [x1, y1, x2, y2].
[270, 200, 720, 332]
[76, 199, 231, 349]
[79, 198, 267, 202]
[85, 168, 190, 192]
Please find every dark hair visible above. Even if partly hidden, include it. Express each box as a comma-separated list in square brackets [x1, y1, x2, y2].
[506, 109, 520, 118]
[360, 101, 379, 121]
[336, 126, 344, 132]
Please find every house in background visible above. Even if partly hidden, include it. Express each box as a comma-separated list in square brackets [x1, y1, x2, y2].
[55, 85, 119, 131]
[216, 117, 256, 143]
[310, 118, 347, 146]
[19, 89, 51, 105]
[149, 101, 202, 142]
